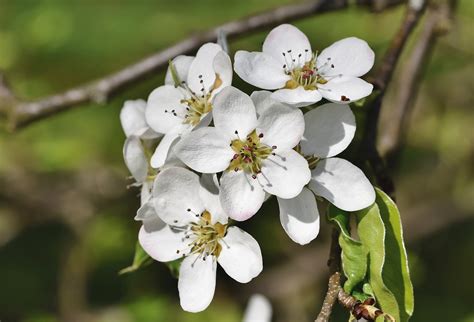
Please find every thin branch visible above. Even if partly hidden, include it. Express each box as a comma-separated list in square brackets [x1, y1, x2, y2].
[358, 1, 425, 198]
[0, 0, 407, 131]
[315, 229, 342, 322]
[379, 1, 455, 167]
[0, 0, 348, 130]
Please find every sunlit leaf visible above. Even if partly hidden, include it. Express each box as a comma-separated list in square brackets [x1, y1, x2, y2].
[328, 205, 368, 293]
[376, 188, 414, 321]
[356, 202, 400, 321]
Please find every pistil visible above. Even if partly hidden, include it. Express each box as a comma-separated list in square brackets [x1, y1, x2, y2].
[227, 130, 274, 175]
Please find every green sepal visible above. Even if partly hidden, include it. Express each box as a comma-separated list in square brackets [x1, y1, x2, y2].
[119, 241, 154, 275]
[168, 59, 182, 87]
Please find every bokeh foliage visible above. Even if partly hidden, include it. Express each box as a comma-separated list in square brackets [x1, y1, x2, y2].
[0, 1, 473, 321]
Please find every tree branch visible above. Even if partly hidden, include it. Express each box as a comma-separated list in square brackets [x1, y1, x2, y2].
[0, 0, 408, 131]
[379, 1, 456, 167]
[315, 229, 342, 322]
[0, 0, 347, 130]
[358, 0, 425, 199]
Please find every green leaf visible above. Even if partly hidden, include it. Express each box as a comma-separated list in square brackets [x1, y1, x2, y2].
[356, 202, 401, 321]
[168, 59, 182, 87]
[376, 188, 414, 321]
[328, 206, 369, 293]
[119, 241, 154, 275]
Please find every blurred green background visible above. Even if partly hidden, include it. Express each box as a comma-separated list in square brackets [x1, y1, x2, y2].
[0, 1, 473, 322]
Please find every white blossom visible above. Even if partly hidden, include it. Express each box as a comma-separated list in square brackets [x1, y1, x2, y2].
[120, 99, 161, 139]
[138, 167, 263, 313]
[278, 101, 375, 245]
[242, 294, 272, 322]
[145, 43, 232, 168]
[234, 24, 374, 107]
[174, 86, 311, 221]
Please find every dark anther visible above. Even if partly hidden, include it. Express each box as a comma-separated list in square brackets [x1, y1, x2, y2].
[305, 49, 309, 52]
[234, 130, 238, 134]
[252, 174, 257, 179]
[287, 50, 291, 53]
[258, 133, 264, 138]
[331, 64, 334, 68]
[272, 145, 277, 149]
[341, 95, 350, 102]
[198, 75, 202, 78]
[187, 208, 191, 212]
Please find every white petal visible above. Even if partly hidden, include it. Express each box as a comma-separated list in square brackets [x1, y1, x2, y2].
[156, 135, 186, 170]
[173, 127, 234, 173]
[138, 220, 186, 262]
[199, 174, 228, 225]
[211, 51, 232, 96]
[257, 102, 304, 152]
[308, 158, 375, 211]
[219, 170, 265, 221]
[271, 87, 322, 108]
[150, 132, 180, 169]
[319, 76, 373, 104]
[262, 24, 312, 66]
[152, 167, 205, 226]
[123, 136, 148, 183]
[187, 43, 222, 94]
[234, 51, 290, 90]
[178, 253, 217, 313]
[242, 294, 273, 322]
[317, 37, 375, 77]
[277, 187, 320, 245]
[259, 149, 310, 199]
[212, 86, 258, 139]
[301, 103, 356, 158]
[250, 90, 273, 116]
[165, 55, 194, 86]
[145, 85, 188, 134]
[120, 99, 157, 138]
[217, 226, 263, 283]
[135, 199, 157, 221]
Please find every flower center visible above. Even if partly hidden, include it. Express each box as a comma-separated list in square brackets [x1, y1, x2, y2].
[227, 130, 275, 177]
[280, 50, 335, 90]
[177, 210, 227, 259]
[180, 94, 212, 126]
[175, 73, 223, 127]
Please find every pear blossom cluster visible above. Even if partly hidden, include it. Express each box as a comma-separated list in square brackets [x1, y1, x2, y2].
[120, 24, 376, 313]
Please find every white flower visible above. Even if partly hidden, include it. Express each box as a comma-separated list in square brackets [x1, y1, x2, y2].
[242, 294, 272, 322]
[138, 167, 263, 313]
[120, 99, 161, 139]
[145, 43, 232, 168]
[234, 24, 374, 107]
[277, 101, 375, 245]
[174, 86, 311, 221]
[123, 134, 183, 191]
